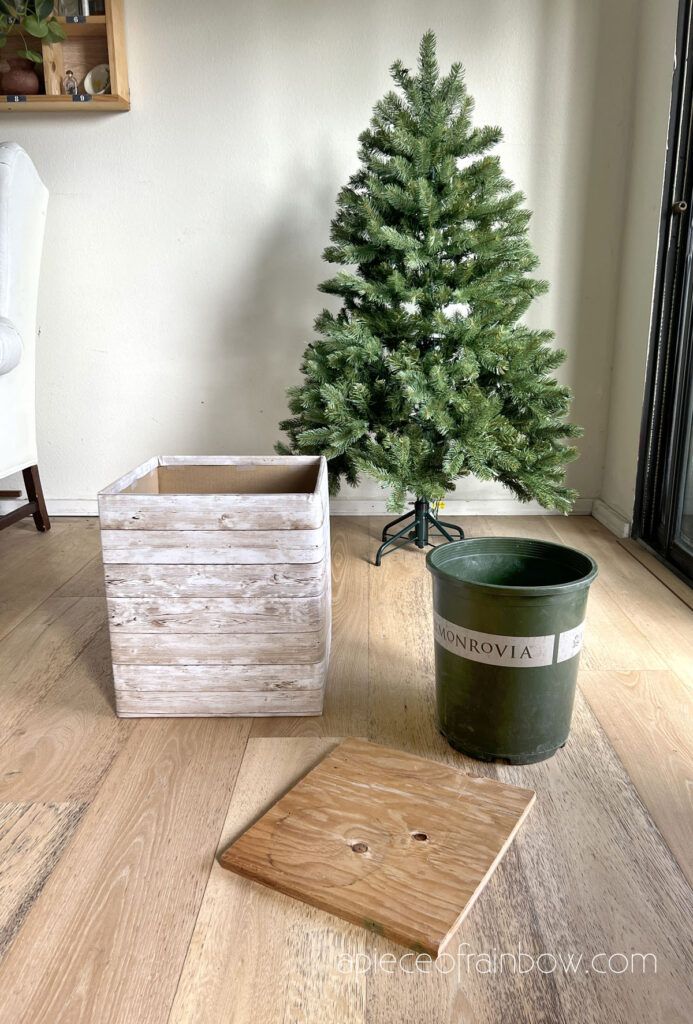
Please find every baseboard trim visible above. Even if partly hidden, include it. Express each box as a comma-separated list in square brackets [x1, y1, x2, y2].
[0, 496, 596, 518]
[592, 498, 631, 539]
[330, 497, 595, 515]
[327, 495, 593, 512]
[0, 498, 99, 516]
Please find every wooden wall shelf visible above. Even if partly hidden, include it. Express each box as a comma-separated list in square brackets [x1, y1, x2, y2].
[1, 2, 128, 112]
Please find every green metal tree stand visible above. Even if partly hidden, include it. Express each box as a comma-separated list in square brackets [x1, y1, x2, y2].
[375, 498, 464, 565]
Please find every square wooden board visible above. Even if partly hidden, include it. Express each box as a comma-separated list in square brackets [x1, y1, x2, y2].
[219, 738, 535, 955]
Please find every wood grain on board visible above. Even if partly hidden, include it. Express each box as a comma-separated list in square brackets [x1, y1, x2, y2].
[115, 688, 325, 718]
[220, 737, 536, 956]
[100, 527, 326, 565]
[113, 660, 327, 693]
[106, 594, 327, 633]
[109, 626, 328, 665]
[103, 561, 328, 599]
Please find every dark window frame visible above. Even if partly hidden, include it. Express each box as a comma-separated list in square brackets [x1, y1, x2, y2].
[633, 0, 693, 584]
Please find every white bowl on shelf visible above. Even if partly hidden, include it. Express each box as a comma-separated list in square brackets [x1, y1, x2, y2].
[84, 64, 110, 95]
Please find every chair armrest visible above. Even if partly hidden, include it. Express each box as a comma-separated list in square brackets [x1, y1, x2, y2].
[0, 317, 22, 375]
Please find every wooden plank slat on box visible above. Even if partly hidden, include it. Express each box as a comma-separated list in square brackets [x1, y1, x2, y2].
[98, 492, 328, 531]
[110, 628, 327, 665]
[100, 528, 326, 565]
[98, 456, 331, 717]
[99, 456, 328, 528]
[103, 561, 328, 599]
[107, 594, 328, 633]
[115, 689, 326, 718]
[113, 661, 327, 692]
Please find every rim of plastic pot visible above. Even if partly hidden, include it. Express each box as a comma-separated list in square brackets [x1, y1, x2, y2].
[426, 537, 598, 598]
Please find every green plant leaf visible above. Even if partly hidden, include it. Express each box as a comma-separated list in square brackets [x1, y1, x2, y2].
[23, 13, 48, 37]
[17, 46, 43, 62]
[36, 0, 53, 18]
[45, 19, 66, 41]
[0, 34, 7, 47]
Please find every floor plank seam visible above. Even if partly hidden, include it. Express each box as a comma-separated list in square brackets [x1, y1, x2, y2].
[0, 551, 102, 646]
[164, 722, 254, 1024]
[577, 684, 693, 887]
[0, 800, 88, 962]
[0, 622, 111, 756]
[620, 545, 692, 610]
[672, 668, 692, 693]
[619, 538, 693, 610]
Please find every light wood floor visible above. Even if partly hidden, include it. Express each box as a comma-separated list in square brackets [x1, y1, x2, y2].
[0, 515, 691, 1024]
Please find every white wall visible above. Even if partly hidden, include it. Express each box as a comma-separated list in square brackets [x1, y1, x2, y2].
[598, 0, 679, 528]
[1, 0, 645, 513]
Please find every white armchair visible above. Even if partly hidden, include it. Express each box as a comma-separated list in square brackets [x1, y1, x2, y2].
[0, 142, 50, 533]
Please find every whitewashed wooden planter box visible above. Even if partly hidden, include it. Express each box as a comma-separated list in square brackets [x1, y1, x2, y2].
[98, 456, 330, 717]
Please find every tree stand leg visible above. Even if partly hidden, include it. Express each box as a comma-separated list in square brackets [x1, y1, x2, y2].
[375, 498, 464, 565]
[428, 515, 464, 541]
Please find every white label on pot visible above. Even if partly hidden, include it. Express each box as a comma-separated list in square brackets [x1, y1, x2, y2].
[433, 613, 587, 667]
[557, 623, 585, 663]
[433, 612, 554, 667]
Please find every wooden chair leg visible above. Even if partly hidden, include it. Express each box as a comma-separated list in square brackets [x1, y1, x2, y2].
[22, 464, 50, 532]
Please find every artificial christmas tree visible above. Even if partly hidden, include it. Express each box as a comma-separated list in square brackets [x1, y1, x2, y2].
[278, 31, 581, 563]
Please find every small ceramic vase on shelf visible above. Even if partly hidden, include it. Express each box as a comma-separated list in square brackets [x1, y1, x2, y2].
[1, 59, 40, 96]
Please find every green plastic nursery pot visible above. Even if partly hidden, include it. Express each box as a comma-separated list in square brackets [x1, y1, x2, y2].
[426, 538, 598, 765]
